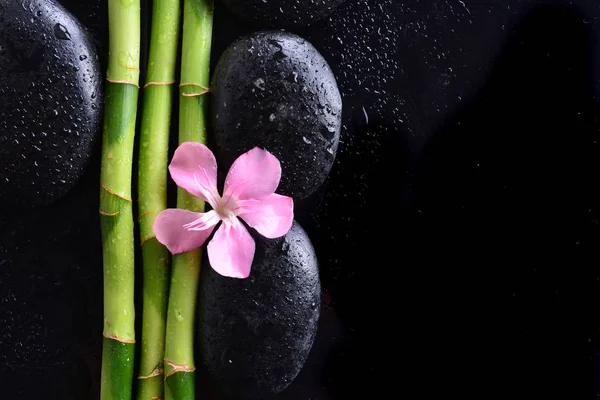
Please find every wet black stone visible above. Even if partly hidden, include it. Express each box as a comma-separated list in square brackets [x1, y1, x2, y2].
[198, 221, 321, 399]
[210, 30, 342, 201]
[0, 0, 102, 208]
[219, 0, 346, 28]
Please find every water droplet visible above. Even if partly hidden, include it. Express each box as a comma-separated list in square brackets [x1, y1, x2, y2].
[253, 78, 265, 90]
[53, 23, 71, 40]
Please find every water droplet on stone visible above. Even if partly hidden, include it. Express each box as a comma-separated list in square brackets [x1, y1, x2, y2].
[53, 23, 70, 40]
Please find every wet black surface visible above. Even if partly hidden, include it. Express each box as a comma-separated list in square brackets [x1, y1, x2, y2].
[2, 0, 600, 399]
[198, 222, 320, 399]
[0, 0, 103, 207]
[219, 0, 346, 29]
[210, 30, 342, 202]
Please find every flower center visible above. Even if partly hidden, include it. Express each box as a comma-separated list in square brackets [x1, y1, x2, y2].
[214, 195, 238, 223]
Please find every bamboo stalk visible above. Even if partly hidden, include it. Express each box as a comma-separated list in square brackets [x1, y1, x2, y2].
[137, 0, 181, 399]
[163, 1, 214, 399]
[99, 1, 141, 399]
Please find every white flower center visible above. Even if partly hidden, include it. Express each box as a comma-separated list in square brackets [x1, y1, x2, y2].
[214, 195, 239, 223]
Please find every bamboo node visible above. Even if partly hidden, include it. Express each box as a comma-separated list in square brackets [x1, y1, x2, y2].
[139, 210, 154, 219]
[103, 331, 136, 344]
[179, 83, 210, 97]
[144, 81, 176, 88]
[99, 210, 119, 217]
[164, 359, 195, 378]
[100, 182, 133, 202]
[140, 235, 156, 246]
[138, 366, 164, 379]
[106, 76, 140, 88]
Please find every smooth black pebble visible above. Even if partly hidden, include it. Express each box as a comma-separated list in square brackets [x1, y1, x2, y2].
[219, 0, 346, 28]
[0, 0, 102, 208]
[210, 30, 342, 201]
[198, 221, 321, 399]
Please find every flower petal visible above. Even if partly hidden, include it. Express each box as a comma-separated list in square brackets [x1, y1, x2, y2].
[223, 147, 282, 201]
[153, 209, 219, 255]
[168, 142, 220, 208]
[238, 194, 294, 239]
[207, 218, 255, 279]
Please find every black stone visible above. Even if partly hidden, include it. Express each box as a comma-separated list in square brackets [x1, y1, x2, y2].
[210, 30, 341, 201]
[198, 221, 321, 399]
[219, 0, 346, 29]
[0, 0, 102, 208]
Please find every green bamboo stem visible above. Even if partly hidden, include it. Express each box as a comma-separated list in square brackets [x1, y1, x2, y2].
[164, 1, 214, 399]
[99, 1, 140, 400]
[137, 0, 181, 398]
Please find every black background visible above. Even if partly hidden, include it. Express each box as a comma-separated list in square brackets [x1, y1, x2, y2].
[2, 0, 600, 399]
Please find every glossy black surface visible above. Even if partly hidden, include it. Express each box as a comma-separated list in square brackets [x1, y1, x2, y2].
[0, 0, 103, 207]
[198, 222, 320, 399]
[219, 0, 346, 28]
[210, 30, 341, 202]
[1, 0, 600, 399]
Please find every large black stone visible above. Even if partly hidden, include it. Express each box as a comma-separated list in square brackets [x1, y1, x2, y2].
[210, 30, 342, 202]
[198, 221, 321, 399]
[0, 0, 102, 208]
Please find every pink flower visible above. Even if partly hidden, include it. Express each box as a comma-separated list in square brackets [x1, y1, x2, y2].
[153, 142, 294, 279]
